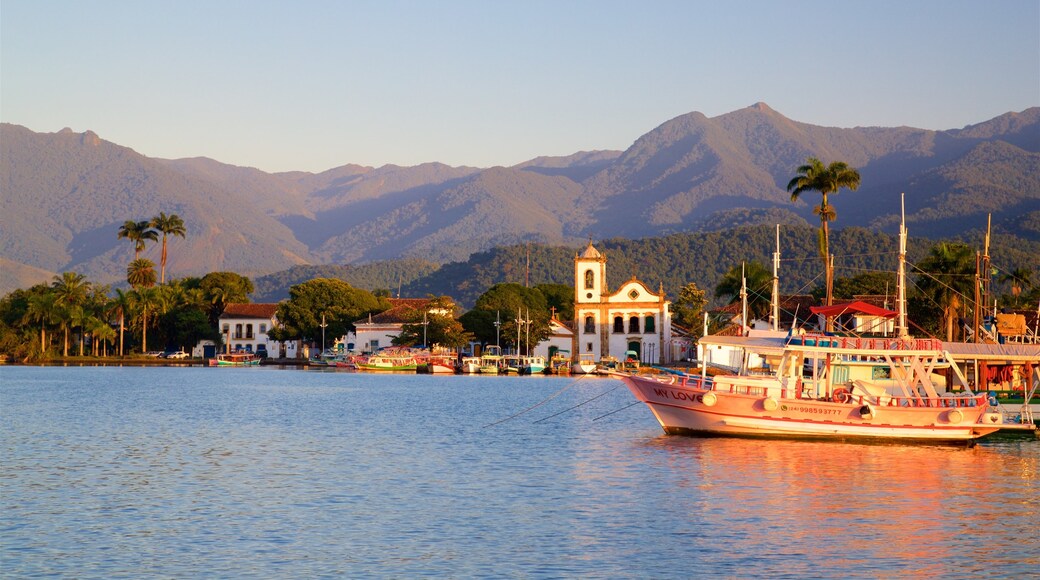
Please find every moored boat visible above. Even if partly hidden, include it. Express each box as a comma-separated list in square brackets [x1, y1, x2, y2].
[572, 353, 598, 375]
[519, 355, 547, 375]
[616, 333, 1002, 443]
[355, 354, 418, 372]
[479, 345, 503, 374]
[208, 352, 261, 366]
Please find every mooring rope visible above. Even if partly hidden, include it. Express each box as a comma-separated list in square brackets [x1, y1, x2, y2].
[592, 400, 643, 421]
[481, 373, 589, 428]
[533, 382, 621, 423]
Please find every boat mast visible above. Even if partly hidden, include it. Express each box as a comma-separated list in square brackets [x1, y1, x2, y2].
[771, 224, 780, 332]
[740, 262, 749, 336]
[896, 193, 909, 338]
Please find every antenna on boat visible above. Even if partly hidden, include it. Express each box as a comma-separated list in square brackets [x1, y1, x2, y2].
[771, 224, 780, 332]
[896, 193, 909, 338]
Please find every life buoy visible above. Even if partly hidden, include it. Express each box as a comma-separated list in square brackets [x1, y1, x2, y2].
[763, 397, 779, 411]
[832, 388, 852, 404]
[701, 392, 718, 407]
[947, 409, 964, 424]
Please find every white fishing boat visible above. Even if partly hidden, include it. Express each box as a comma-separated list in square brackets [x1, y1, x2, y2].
[479, 345, 503, 375]
[459, 356, 481, 374]
[519, 355, 547, 375]
[571, 353, 598, 375]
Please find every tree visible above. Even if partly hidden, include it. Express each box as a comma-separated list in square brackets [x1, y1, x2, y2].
[787, 157, 861, 310]
[469, 283, 551, 353]
[117, 220, 158, 260]
[534, 283, 574, 322]
[715, 262, 773, 324]
[127, 259, 157, 290]
[150, 212, 186, 284]
[110, 288, 133, 356]
[818, 271, 898, 302]
[22, 290, 60, 355]
[274, 278, 388, 342]
[200, 272, 254, 323]
[914, 242, 976, 341]
[1000, 267, 1035, 308]
[393, 296, 472, 349]
[672, 282, 708, 330]
[52, 272, 91, 357]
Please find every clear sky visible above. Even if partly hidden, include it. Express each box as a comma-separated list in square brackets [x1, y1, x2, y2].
[2, 0, 1037, 173]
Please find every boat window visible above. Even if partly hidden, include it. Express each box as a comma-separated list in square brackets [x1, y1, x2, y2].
[644, 315, 655, 333]
[584, 269, 594, 289]
[613, 317, 624, 333]
[628, 316, 640, 333]
[584, 316, 595, 334]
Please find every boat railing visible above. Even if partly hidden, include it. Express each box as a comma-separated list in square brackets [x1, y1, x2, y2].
[787, 334, 944, 352]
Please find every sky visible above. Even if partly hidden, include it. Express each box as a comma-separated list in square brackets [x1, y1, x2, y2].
[2, 0, 1038, 173]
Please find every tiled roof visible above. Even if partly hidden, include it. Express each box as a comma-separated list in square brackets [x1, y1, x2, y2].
[358, 298, 436, 325]
[221, 303, 279, 319]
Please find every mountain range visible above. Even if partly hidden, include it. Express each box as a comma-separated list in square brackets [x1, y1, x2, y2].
[2, 103, 1038, 295]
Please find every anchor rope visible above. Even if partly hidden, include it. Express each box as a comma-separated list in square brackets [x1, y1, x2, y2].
[592, 400, 643, 421]
[481, 374, 588, 428]
[533, 382, 621, 423]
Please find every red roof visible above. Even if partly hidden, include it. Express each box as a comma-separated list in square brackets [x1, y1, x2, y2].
[810, 301, 897, 319]
[221, 303, 279, 319]
[360, 298, 436, 324]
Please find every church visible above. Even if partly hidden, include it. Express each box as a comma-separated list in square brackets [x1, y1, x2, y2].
[572, 242, 672, 365]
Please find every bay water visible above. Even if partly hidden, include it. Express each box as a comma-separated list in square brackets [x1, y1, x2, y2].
[2, 366, 1037, 578]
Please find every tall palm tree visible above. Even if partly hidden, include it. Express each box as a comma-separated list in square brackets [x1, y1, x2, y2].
[150, 212, 186, 284]
[117, 220, 158, 260]
[23, 291, 60, 354]
[786, 157, 862, 309]
[914, 242, 976, 341]
[130, 286, 159, 353]
[52, 272, 91, 357]
[110, 289, 134, 356]
[1000, 267, 1034, 307]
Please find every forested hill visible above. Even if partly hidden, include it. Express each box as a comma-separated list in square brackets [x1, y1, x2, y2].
[255, 224, 1040, 308]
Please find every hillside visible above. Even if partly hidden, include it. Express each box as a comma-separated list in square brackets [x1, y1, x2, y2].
[2, 104, 1038, 287]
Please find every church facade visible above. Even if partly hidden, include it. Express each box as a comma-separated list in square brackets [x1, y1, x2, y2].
[572, 243, 672, 365]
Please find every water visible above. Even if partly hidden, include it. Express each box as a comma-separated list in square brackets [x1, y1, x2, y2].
[2, 366, 1037, 578]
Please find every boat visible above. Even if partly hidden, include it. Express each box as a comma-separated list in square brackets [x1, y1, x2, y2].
[355, 353, 418, 372]
[458, 356, 481, 374]
[479, 345, 503, 374]
[571, 353, 598, 375]
[417, 353, 457, 374]
[500, 354, 523, 374]
[616, 333, 1002, 443]
[519, 355, 547, 375]
[617, 199, 1013, 444]
[208, 352, 261, 366]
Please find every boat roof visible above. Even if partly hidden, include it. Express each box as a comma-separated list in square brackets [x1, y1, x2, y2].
[942, 341, 1040, 363]
[698, 335, 787, 355]
[810, 301, 897, 319]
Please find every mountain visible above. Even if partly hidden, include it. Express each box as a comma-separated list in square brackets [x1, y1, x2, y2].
[2, 104, 1038, 294]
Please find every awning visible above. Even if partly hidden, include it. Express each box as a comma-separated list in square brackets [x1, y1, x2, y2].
[810, 300, 897, 319]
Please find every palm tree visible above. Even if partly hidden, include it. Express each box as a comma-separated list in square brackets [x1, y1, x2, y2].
[110, 289, 133, 356]
[131, 286, 159, 353]
[52, 272, 91, 357]
[1000, 267, 1034, 307]
[914, 242, 976, 341]
[786, 157, 862, 309]
[117, 220, 158, 260]
[127, 259, 157, 290]
[23, 291, 60, 354]
[150, 212, 186, 284]
[715, 262, 773, 324]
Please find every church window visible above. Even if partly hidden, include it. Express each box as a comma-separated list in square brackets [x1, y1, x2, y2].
[644, 315, 655, 333]
[628, 316, 640, 333]
[613, 317, 624, 333]
[628, 289, 639, 300]
[584, 316, 595, 334]
[586, 342, 593, 352]
[584, 269, 594, 289]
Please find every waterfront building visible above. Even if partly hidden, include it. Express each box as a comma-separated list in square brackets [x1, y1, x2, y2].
[218, 303, 296, 358]
[572, 242, 672, 364]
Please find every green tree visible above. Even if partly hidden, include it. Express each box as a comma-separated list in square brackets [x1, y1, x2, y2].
[274, 278, 388, 342]
[672, 282, 708, 330]
[127, 259, 157, 289]
[714, 262, 773, 323]
[817, 271, 898, 302]
[534, 283, 574, 321]
[150, 212, 187, 284]
[110, 288, 133, 356]
[1000, 267, 1035, 308]
[117, 220, 158, 260]
[52, 272, 91, 357]
[200, 272, 254, 323]
[787, 157, 861, 309]
[469, 283, 551, 353]
[22, 290, 60, 355]
[914, 242, 976, 341]
[393, 296, 473, 349]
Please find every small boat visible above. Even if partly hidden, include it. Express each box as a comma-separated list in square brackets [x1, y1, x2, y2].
[500, 354, 522, 374]
[417, 353, 457, 374]
[519, 355, 547, 375]
[479, 346, 503, 375]
[572, 353, 598, 375]
[355, 354, 418, 372]
[208, 352, 261, 366]
[458, 356, 481, 374]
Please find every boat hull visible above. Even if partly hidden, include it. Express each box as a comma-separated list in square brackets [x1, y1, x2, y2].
[619, 373, 1000, 443]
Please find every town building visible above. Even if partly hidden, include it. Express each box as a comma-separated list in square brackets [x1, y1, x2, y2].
[218, 303, 297, 358]
[352, 298, 442, 353]
[572, 242, 672, 364]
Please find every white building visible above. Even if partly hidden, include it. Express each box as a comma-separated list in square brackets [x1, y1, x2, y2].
[352, 298, 439, 353]
[218, 303, 298, 358]
[572, 243, 672, 364]
[532, 317, 575, 360]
